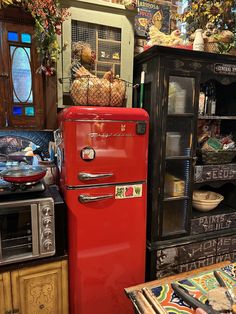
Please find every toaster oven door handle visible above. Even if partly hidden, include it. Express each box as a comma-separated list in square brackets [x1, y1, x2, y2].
[31, 204, 39, 256]
[79, 172, 114, 181]
[79, 194, 113, 203]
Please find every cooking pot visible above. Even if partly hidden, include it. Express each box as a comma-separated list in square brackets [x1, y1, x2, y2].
[0, 165, 47, 184]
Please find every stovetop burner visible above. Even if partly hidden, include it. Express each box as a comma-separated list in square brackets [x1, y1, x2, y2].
[0, 178, 46, 196]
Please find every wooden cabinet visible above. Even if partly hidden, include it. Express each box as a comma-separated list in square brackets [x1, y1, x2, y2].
[58, 0, 135, 108]
[134, 45, 236, 280]
[0, 260, 68, 314]
[0, 7, 45, 129]
[0, 6, 58, 130]
[0, 272, 12, 314]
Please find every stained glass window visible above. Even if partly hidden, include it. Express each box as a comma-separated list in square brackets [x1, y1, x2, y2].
[21, 33, 31, 43]
[12, 106, 23, 116]
[25, 106, 35, 116]
[8, 32, 18, 42]
[10, 46, 33, 103]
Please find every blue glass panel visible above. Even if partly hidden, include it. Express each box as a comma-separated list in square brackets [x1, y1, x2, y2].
[8, 32, 18, 41]
[13, 106, 23, 116]
[25, 106, 35, 116]
[21, 33, 31, 43]
[11, 46, 32, 103]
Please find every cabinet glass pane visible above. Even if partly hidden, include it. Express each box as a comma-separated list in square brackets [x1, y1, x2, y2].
[166, 117, 193, 157]
[164, 160, 190, 198]
[168, 76, 195, 114]
[162, 200, 188, 236]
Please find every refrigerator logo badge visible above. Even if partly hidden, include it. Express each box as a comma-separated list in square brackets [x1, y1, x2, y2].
[115, 184, 143, 199]
[121, 124, 126, 131]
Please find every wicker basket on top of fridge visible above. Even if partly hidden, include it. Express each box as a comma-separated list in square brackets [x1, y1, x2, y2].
[70, 63, 126, 107]
[68, 40, 126, 107]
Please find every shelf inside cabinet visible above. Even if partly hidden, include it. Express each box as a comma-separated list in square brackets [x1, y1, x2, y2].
[168, 113, 195, 118]
[192, 202, 235, 218]
[164, 196, 189, 202]
[98, 38, 121, 44]
[166, 156, 192, 160]
[198, 115, 236, 120]
[97, 60, 120, 64]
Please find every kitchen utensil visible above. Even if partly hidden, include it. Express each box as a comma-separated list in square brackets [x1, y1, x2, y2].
[213, 271, 236, 313]
[171, 283, 220, 314]
[0, 166, 47, 184]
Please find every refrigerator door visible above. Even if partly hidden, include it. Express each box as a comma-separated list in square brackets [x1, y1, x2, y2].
[66, 183, 146, 314]
[57, 107, 149, 187]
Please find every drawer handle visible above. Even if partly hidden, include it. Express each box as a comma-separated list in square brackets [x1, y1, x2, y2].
[79, 194, 113, 203]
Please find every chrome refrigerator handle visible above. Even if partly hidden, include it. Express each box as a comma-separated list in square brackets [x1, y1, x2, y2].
[79, 172, 114, 181]
[79, 194, 113, 203]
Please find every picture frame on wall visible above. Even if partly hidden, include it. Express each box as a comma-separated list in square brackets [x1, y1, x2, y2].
[135, 0, 171, 37]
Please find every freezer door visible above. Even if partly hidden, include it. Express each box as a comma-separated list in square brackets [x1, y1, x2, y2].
[60, 119, 148, 186]
[66, 183, 146, 314]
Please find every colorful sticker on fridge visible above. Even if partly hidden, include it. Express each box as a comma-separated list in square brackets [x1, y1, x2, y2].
[115, 184, 142, 199]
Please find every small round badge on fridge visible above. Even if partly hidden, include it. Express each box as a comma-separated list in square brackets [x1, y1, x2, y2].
[81, 147, 96, 161]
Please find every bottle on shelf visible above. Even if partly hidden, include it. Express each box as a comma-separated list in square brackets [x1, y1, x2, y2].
[198, 84, 205, 115]
[203, 81, 217, 116]
[204, 84, 210, 115]
[210, 82, 216, 115]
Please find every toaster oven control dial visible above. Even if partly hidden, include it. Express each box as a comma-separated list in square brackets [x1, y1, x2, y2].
[43, 217, 52, 226]
[42, 206, 52, 216]
[43, 239, 53, 251]
[43, 228, 52, 237]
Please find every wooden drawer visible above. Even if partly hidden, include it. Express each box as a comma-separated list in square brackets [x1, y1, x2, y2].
[156, 256, 216, 279]
[191, 212, 236, 235]
[195, 164, 236, 183]
[156, 238, 217, 268]
[217, 235, 236, 255]
[216, 251, 236, 263]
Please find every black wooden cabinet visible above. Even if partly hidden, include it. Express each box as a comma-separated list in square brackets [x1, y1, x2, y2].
[133, 45, 236, 280]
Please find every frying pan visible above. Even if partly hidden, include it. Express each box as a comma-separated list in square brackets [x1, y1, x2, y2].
[0, 166, 47, 184]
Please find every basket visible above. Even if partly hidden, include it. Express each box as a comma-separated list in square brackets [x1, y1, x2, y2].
[201, 149, 236, 164]
[227, 48, 236, 56]
[70, 76, 126, 107]
[204, 42, 219, 53]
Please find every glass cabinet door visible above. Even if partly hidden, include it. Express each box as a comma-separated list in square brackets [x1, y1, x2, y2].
[161, 75, 196, 238]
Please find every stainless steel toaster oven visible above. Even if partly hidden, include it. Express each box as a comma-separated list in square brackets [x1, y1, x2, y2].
[0, 197, 55, 265]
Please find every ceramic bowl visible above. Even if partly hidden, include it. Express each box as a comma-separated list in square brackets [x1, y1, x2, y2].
[192, 191, 224, 212]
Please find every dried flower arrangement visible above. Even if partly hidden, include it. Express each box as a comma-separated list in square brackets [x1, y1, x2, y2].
[176, 0, 236, 54]
[0, 0, 70, 75]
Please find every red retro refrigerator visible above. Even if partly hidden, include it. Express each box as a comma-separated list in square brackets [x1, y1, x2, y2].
[57, 106, 149, 314]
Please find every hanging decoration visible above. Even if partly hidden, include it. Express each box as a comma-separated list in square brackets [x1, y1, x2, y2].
[0, 0, 70, 76]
